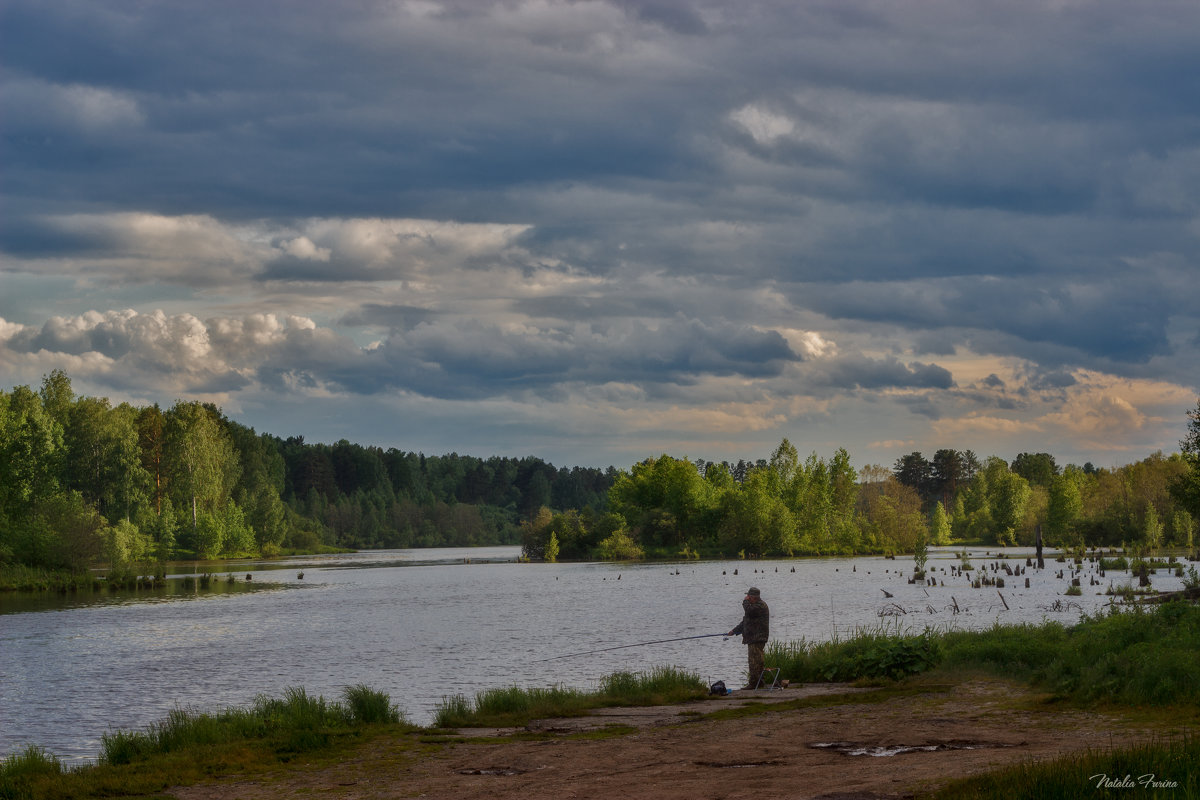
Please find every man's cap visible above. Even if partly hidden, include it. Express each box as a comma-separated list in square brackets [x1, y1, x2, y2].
[747, 587, 760, 596]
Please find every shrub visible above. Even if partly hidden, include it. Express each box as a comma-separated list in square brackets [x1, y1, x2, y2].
[768, 628, 941, 683]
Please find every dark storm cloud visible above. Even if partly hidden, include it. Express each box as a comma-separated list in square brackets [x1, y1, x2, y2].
[797, 274, 1175, 364]
[3, 0, 1199, 463]
[383, 316, 800, 398]
[813, 355, 955, 393]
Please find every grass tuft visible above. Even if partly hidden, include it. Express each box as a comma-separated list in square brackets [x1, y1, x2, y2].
[433, 667, 707, 728]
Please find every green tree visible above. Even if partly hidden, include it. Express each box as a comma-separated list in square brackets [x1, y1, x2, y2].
[893, 452, 933, 501]
[856, 473, 925, 553]
[829, 448, 861, 551]
[913, 526, 928, 576]
[718, 467, 797, 556]
[0, 385, 65, 517]
[1047, 471, 1083, 546]
[1170, 398, 1200, 517]
[66, 398, 149, 522]
[165, 402, 241, 543]
[103, 518, 152, 568]
[38, 368, 75, 432]
[984, 458, 1031, 546]
[595, 524, 644, 560]
[137, 404, 168, 514]
[1143, 503, 1163, 553]
[1010, 452, 1059, 488]
[1171, 509, 1194, 549]
[930, 501, 952, 545]
[608, 455, 714, 549]
[930, 449, 967, 509]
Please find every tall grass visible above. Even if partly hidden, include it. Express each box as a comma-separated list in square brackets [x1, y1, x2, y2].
[100, 685, 405, 765]
[766, 601, 1200, 706]
[433, 666, 707, 728]
[927, 735, 1200, 799]
[0, 686, 405, 799]
[0, 746, 63, 800]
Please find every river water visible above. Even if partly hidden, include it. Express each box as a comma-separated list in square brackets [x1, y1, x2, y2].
[0, 545, 1185, 763]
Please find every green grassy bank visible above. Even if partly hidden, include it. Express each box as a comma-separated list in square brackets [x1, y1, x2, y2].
[767, 598, 1200, 705]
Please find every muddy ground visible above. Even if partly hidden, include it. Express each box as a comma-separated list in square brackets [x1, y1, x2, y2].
[170, 679, 1175, 800]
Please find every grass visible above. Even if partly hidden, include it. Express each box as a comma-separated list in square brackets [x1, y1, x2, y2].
[432, 666, 708, 728]
[924, 734, 1200, 799]
[765, 599, 1200, 706]
[0, 686, 407, 800]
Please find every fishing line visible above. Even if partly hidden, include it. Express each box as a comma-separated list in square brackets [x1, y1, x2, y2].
[534, 632, 728, 662]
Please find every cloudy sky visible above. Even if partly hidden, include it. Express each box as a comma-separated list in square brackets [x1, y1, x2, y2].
[2, 0, 1198, 470]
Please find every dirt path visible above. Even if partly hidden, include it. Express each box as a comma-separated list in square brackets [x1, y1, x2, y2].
[169, 680, 1169, 800]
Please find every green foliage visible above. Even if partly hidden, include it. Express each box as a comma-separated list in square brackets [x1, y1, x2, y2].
[1142, 502, 1163, 551]
[5, 375, 1200, 568]
[1047, 472, 1083, 546]
[0, 745, 63, 800]
[1181, 565, 1200, 590]
[768, 629, 942, 683]
[913, 527, 928, 575]
[595, 526, 644, 560]
[1010, 452, 1059, 488]
[929, 501, 952, 545]
[1036, 602, 1200, 706]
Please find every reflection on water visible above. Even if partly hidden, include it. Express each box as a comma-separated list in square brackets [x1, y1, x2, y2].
[0, 545, 1185, 763]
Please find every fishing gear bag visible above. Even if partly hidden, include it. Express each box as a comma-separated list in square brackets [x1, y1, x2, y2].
[709, 680, 728, 695]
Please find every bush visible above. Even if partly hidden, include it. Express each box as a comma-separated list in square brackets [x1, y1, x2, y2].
[768, 629, 941, 683]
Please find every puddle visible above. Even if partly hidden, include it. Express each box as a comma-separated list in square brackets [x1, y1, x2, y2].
[810, 740, 1013, 757]
[456, 766, 539, 776]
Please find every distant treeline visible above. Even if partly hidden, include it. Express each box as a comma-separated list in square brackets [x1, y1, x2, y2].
[520, 441, 1198, 561]
[2, 370, 1198, 572]
[0, 370, 611, 571]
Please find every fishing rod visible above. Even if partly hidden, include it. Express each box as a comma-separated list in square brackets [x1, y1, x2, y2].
[534, 632, 728, 662]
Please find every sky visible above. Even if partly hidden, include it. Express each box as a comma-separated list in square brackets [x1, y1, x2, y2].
[2, 0, 1199, 471]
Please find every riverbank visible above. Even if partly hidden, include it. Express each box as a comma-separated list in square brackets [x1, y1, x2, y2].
[7, 597, 1200, 798]
[165, 677, 1192, 800]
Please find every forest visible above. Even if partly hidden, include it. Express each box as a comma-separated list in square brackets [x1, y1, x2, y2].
[2, 369, 1199, 572]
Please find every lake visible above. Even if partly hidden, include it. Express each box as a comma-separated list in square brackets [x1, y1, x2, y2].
[0, 545, 1185, 763]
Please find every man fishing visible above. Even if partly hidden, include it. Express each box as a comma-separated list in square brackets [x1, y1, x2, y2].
[727, 587, 769, 689]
